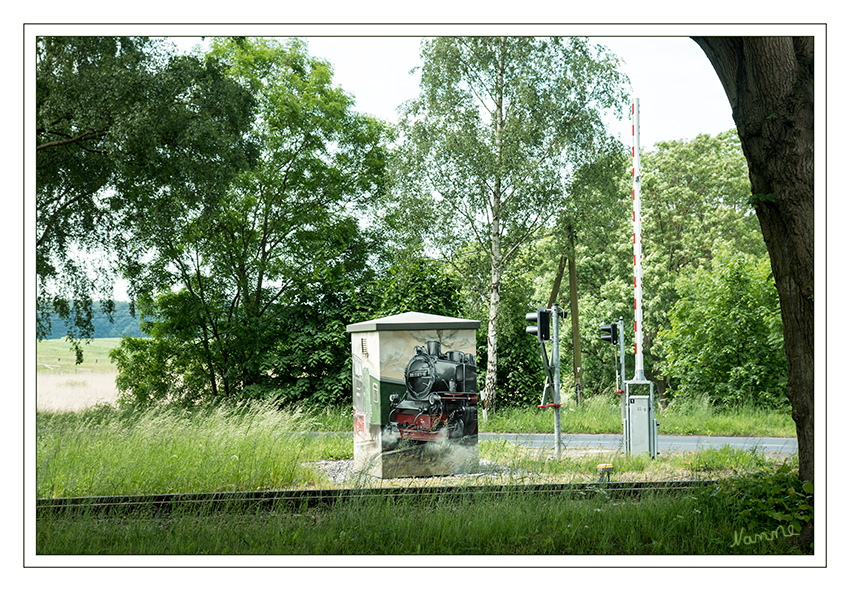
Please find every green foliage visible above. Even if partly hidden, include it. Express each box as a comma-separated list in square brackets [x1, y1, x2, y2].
[36, 37, 257, 359]
[484, 261, 549, 409]
[112, 38, 391, 407]
[657, 249, 787, 409]
[638, 130, 764, 385]
[374, 255, 466, 318]
[203, 245, 463, 408]
[697, 463, 813, 534]
[533, 129, 775, 405]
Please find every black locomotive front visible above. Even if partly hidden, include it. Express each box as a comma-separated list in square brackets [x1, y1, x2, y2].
[388, 340, 478, 442]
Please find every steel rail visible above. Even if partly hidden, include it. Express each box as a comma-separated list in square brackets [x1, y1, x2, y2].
[36, 479, 718, 517]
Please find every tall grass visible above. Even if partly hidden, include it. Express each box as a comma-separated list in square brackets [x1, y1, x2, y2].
[36, 485, 808, 555]
[36, 400, 811, 555]
[658, 394, 795, 437]
[36, 401, 347, 498]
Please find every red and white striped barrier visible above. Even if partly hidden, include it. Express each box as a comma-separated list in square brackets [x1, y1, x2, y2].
[631, 98, 646, 381]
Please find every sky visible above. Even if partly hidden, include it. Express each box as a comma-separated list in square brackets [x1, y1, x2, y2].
[303, 36, 736, 150]
[175, 35, 736, 151]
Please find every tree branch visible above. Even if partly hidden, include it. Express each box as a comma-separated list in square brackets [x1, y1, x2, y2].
[37, 128, 107, 151]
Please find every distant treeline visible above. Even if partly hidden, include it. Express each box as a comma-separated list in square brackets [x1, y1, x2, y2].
[42, 301, 148, 340]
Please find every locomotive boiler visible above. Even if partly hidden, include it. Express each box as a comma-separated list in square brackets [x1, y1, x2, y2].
[387, 340, 478, 443]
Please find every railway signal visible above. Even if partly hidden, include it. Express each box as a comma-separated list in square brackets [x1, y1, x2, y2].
[600, 322, 619, 346]
[525, 304, 562, 454]
[525, 307, 551, 342]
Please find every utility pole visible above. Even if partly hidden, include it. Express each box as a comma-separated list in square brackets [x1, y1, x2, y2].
[567, 227, 583, 407]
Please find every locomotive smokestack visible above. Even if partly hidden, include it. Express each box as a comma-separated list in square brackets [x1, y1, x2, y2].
[427, 340, 442, 357]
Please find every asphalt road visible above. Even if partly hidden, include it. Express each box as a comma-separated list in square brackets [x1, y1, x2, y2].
[479, 432, 798, 454]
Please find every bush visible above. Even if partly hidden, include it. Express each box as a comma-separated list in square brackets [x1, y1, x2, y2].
[696, 461, 813, 535]
[657, 250, 788, 409]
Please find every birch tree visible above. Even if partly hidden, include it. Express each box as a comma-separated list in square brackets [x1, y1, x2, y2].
[392, 37, 629, 418]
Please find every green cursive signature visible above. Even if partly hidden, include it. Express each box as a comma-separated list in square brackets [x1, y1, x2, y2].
[731, 524, 799, 548]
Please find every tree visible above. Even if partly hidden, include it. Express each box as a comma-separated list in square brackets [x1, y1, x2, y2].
[267, 249, 468, 407]
[638, 130, 764, 401]
[392, 37, 629, 418]
[112, 38, 389, 405]
[692, 37, 814, 484]
[545, 131, 764, 404]
[36, 36, 257, 361]
[657, 249, 787, 409]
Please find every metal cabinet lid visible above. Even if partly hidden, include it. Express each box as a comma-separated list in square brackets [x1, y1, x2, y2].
[346, 311, 480, 333]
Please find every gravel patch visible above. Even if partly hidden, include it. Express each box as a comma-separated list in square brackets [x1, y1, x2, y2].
[304, 458, 536, 486]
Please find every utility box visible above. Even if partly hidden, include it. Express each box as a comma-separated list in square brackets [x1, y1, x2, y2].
[623, 382, 659, 458]
[346, 311, 480, 479]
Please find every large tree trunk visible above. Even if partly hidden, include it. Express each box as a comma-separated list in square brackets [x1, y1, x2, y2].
[692, 37, 814, 484]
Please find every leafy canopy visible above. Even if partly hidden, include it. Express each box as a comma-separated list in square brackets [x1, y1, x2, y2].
[657, 248, 787, 409]
[36, 36, 257, 361]
[112, 37, 391, 406]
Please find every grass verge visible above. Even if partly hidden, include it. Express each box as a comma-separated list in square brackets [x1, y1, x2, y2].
[36, 483, 810, 555]
[35, 401, 812, 555]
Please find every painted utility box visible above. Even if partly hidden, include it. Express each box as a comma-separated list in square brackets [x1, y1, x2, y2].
[346, 312, 480, 478]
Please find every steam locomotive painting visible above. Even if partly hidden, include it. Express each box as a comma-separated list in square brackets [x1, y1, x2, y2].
[387, 340, 478, 444]
[347, 311, 480, 478]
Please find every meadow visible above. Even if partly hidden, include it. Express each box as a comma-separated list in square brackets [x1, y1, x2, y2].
[34, 338, 809, 555]
[35, 401, 812, 555]
[36, 338, 122, 412]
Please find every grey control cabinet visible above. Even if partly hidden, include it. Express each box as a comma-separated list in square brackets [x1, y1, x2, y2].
[623, 382, 659, 458]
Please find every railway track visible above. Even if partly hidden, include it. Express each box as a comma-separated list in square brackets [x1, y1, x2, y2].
[36, 479, 718, 517]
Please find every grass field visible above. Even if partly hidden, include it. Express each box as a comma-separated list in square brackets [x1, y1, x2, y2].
[36, 337, 123, 374]
[32, 338, 811, 556]
[34, 401, 812, 556]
